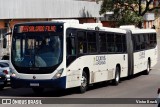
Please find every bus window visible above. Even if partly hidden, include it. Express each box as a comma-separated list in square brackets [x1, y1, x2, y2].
[87, 32, 97, 53]
[99, 33, 107, 53]
[115, 34, 122, 52]
[144, 34, 150, 49]
[149, 34, 154, 48]
[133, 35, 141, 51]
[140, 34, 145, 50]
[66, 36, 76, 66]
[67, 37, 76, 56]
[122, 35, 127, 52]
[77, 31, 87, 54]
[154, 34, 157, 47]
[107, 33, 115, 52]
[150, 33, 157, 48]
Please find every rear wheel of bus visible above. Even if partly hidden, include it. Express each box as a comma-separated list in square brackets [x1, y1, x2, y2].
[112, 66, 120, 86]
[144, 59, 151, 75]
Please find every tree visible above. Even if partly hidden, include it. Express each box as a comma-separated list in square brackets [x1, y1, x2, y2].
[98, 0, 160, 28]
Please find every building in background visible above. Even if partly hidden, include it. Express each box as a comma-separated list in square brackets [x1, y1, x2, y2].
[153, 0, 160, 34]
[143, 13, 155, 29]
[143, 0, 160, 29]
[0, 0, 107, 58]
[0, 0, 102, 29]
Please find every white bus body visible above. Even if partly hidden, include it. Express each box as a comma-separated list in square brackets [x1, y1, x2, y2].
[9, 21, 157, 93]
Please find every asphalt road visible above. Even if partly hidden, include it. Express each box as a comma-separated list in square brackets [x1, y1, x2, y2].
[1, 37, 160, 107]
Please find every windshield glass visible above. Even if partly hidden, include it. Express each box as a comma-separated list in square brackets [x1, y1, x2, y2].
[12, 33, 63, 68]
[11, 24, 63, 74]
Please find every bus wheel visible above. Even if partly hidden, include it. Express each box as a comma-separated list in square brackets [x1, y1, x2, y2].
[32, 87, 44, 94]
[112, 67, 120, 86]
[79, 72, 88, 93]
[144, 60, 151, 75]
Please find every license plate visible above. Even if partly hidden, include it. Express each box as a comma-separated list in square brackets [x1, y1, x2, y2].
[0, 82, 4, 85]
[30, 83, 39, 87]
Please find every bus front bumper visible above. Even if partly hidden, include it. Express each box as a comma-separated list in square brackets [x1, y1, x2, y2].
[10, 76, 66, 89]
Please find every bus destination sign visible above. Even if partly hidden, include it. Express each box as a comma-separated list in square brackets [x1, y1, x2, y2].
[20, 25, 56, 32]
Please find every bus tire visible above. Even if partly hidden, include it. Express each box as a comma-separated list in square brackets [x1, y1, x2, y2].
[32, 87, 44, 94]
[144, 60, 151, 75]
[112, 67, 120, 86]
[78, 72, 88, 93]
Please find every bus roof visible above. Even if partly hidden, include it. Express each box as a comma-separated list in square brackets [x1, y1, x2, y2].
[52, 19, 79, 24]
[14, 21, 64, 26]
[99, 27, 126, 34]
[130, 29, 156, 34]
[13, 21, 156, 35]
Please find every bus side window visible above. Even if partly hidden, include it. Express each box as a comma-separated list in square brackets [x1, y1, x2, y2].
[67, 37, 76, 56]
[77, 31, 87, 54]
[140, 34, 145, 50]
[99, 33, 107, 53]
[115, 34, 123, 52]
[133, 35, 141, 51]
[121, 35, 126, 52]
[66, 30, 77, 66]
[150, 33, 157, 48]
[144, 34, 149, 49]
[87, 32, 97, 53]
[107, 33, 115, 52]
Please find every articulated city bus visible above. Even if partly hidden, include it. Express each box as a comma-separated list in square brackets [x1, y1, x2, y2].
[3, 20, 157, 93]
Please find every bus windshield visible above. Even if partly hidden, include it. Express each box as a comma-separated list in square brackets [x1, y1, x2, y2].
[11, 23, 63, 74]
[11, 24, 63, 69]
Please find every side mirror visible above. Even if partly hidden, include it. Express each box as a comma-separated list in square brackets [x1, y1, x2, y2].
[2, 32, 12, 49]
[3, 38, 7, 48]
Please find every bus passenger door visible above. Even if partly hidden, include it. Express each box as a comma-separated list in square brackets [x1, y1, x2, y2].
[66, 29, 80, 88]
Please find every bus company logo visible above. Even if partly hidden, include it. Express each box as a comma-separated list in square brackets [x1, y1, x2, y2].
[33, 76, 36, 79]
[139, 51, 145, 59]
[94, 56, 106, 65]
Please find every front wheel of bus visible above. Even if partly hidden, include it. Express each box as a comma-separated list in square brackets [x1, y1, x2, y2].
[32, 87, 44, 94]
[112, 67, 120, 86]
[79, 72, 88, 93]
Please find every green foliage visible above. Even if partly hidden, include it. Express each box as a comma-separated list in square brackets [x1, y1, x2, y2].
[98, 0, 160, 27]
[118, 11, 143, 26]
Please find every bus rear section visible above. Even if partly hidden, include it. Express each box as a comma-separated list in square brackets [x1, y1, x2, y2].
[131, 29, 158, 75]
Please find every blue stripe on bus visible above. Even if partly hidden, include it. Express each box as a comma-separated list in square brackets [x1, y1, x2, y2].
[10, 76, 66, 89]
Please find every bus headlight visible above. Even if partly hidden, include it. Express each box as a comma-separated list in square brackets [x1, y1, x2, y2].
[53, 68, 64, 79]
[10, 68, 16, 77]
[11, 73, 16, 77]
